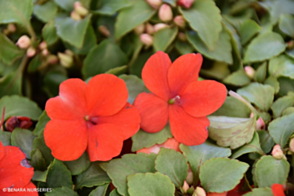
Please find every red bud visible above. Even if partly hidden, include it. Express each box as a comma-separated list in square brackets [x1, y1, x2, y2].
[5, 116, 33, 132]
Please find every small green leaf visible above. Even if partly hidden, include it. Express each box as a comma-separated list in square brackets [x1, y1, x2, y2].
[127, 173, 175, 196]
[42, 20, 59, 46]
[254, 155, 290, 188]
[0, 70, 22, 97]
[239, 19, 262, 45]
[32, 170, 48, 182]
[254, 62, 267, 83]
[53, 0, 75, 12]
[278, 77, 294, 96]
[0, 131, 11, 145]
[95, 0, 131, 15]
[106, 66, 127, 76]
[110, 189, 121, 196]
[32, 131, 54, 165]
[11, 128, 35, 159]
[100, 153, 156, 196]
[33, 1, 58, 22]
[163, 0, 176, 6]
[132, 126, 172, 152]
[208, 116, 256, 149]
[75, 163, 111, 190]
[180, 0, 222, 51]
[271, 95, 294, 118]
[282, 107, 294, 115]
[268, 113, 294, 148]
[63, 152, 91, 175]
[175, 40, 194, 55]
[237, 83, 275, 111]
[264, 76, 280, 94]
[200, 61, 230, 80]
[223, 70, 251, 86]
[47, 159, 73, 188]
[0, 33, 24, 65]
[155, 148, 188, 187]
[269, 55, 294, 79]
[199, 158, 249, 193]
[30, 149, 47, 171]
[89, 184, 109, 196]
[28, 54, 42, 73]
[243, 188, 273, 196]
[33, 111, 50, 136]
[244, 32, 286, 63]
[279, 14, 294, 38]
[258, 130, 275, 154]
[45, 187, 78, 196]
[153, 27, 178, 52]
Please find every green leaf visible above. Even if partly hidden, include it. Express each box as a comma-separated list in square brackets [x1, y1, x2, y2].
[100, 153, 156, 196]
[0, 95, 42, 121]
[132, 126, 172, 152]
[231, 132, 264, 159]
[239, 19, 262, 45]
[115, 0, 156, 39]
[264, 76, 280, 94]
[110, 189, 121, 196]
[75, 163, 111, 190]
[199, 158, 249, 193]
[95, 0, 131, 15]
[43, 70, 68, 97]
[258, 130, 275, 154]
[63, 152, 91, 175]
[282, 107, 294, 115]
[223, 70, 251, 86]
[208, 116, 256, 149]
[175, 40, 194, 55]
[46, 187, 78, 196]
[28, 54, 42, 73]
[271, 95, 294, 118]
[187, 29, 233, 64]
[279, 14, 294, 38]
[42, 20, 59, 46]
[30, 149, 47, 171]
[11, 128, 35, 159]
[33, 1, 58, 22]
[127, 173, 175, 196]
[180, 0, 222, 51]
[0, 131, 11, 145]
[155, 148, 188, 187]
[286, 48, 294, 59]
[106, 66, 127, 76]
[33, 111, 50, 136]
[32, 170, 48, 182]
[130, 50, 153, 77]
[237, 83, 275, 111]
[163, 0, 176, 6]
[47, 159, 73, 188]
[243, 188, 274, 196]
[200, 61, 230, 80]
[0, 70, 22, 97]
[89, 184, 109, 196]
[243, 32, 286, 63]
[268, 113, 294, 148]
[254, 62, 267, 83]
[0, 0, 33, 25]
[269, 55, 294, 79]
[153, 27, 178, 52]
[278, 77, 294, 96]
[82, 39, 128, 78]
[180, 141, 231, 184]
[32, 131, 54, 165]
[254, 155, 290, 188]
[53, 0, 75, 12]
[0, 33, 24, 65]
[56, 15, 91, 48]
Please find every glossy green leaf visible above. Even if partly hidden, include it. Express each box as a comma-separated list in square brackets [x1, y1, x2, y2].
[187, 29, 233, 64]
[264, 76, 280, 94]
[254, 62, 267, 83]
[269, 55, 294, 79]
[180, 0, 222, 51]
[243, 188, 273, 196]
[63, 152, 91, 175]
[175, 40, 194, 55]
[279, 14, 294, 38]
[243, 32, 286, 63]
[46, 187, 78, 196]
[0, 0, 33, 25]
[271, 95, 294, 118]
[100, 153, 156, 196]
[30, 149, 47, 171]
[0, 131, 11, 146]
[42, 20, 59, 46]
[32, 170, 48, 182]
[47, 159, 73, 188]
[53, 0, 75, 12]
[32, 131, 54, 165]
[155, 148, 188, 187]
[0, 33, 24, 65]
[199, 158, 249, 193]
[33, 1, 58, 22]
[223, 70, 251, 86]
[75, 163, 111, 190]
[239, 19, 261, 45]
[89, 184, 109, 196]
[153, 27, 178, 52]
[258, 130, 275, 154]
[33, 111, 50, 136]
[237, 83, 275, 111]
[127, 173, 175, 196]
[83, 39, 128, 78]
[11, 128, 35, 159]
[95, 0, 131, 15]
[0, 70, 22, 97]
[115, 0, 156, 39]
[132, 126, 172, 152]
[268, 113, 294, 148]
[254, 155, 290, 188]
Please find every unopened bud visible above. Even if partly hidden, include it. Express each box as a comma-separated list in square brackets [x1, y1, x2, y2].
[244, 66, 255, 79]
[65, 49, 74, 56]
[193, 187, 206, 196]
[39, 41, 47, 50]
[7, 23, 16, 33]
[58, 52, 73, 68]
[177, 0, 195, 9]
[256, 116, 265, 130]
[272, 144, 286, 160]
[147, 0, 162, 9]
[140, 34, 153, 46]
[178, 32, 187, 41]
[145, 23, 155, 35]
[174, 15, 186, 28]
[98, 25, 111, 37]
[47, 54, 59, 65]
[5, 116, 33, 132]
[71, 10, 82, 21]
[154, 23, 168, 32]
[74, 1, 89, 17]
[16, 35, 31, 49]
[287, 40, 294, 50]
[159, 4, 173, 22]
[42, 48, 49, 56]
[26, 47, 36, 57]
[134, 23, 145, 35]
[186, 167, 194, 185]
[182, 181, 189, 193]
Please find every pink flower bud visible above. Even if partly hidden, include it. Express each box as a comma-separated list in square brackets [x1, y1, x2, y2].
[154, 23, 168, 32]
[194, 187, 206, 196]
[178, 32, 187, 41]
[134, 23, 145, 35]
[177, 0, 195, 9]
[16, 35, 31, 49]
[26, 47, 36, 57]
[158, 4, 173, 22]
[71, 10, 82, 21]
[42, 48, 49, 56]
[145, 23, 155, 35]
[5, 116, 33, 132]
[7, 23, 16, 33]
[174, 15, 185, 28]
[186, 166, 194, 185]
[98, 25, 111, 37]
[290, 138, 294, 153]
[74, 1, 89, 17]
[146, 0, 162, 9]
[65, 49, 74, 56]
[272, 144, 286, 160]
[39, 41, 47, 50]
[287, 40, 294, 50]
[47, 54, 59, 65]
[244, 66, 255, 79]
[140, 33, 153, 46]
[256, 116, 265, 130]
[183, 181, 189, 193]
[58, 52, 73, 68]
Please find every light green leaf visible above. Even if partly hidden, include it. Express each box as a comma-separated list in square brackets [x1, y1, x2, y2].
[200, 61, 230, 80]
[32, 170, 48, 182]
[258, 130, 275, 154]
[278, 77, 294, 96]
[223, 70, 251, 86]
[269, 55, 294, 79]
[286, 48, 294, 59]
[239, 19, 262, 45]
[127, 173, 175, 196]
[264, 76, 280, 94]
[32, 111, 50, 136]
[175, 40, 194, 55]
[42, 20, 58, 46]
[254, 62, 267, 83]
[53, 0, 75, 12]
[180, 0, 222, 51]
[47, 159, 73, 188]
[95, 0, 131, 15]
[32, 131, 54, 165]
[45, 187, 78, 196]
[279, 14, 294, 38]
[243, 32, 286, 63]
[282, 107, 294, 116]
[271, 95, 294, 118]
[0, 33, 24, 65]
[0, 131, 11, 146]
[33, 1, 58, 22]
[110, 189, 121, 196]
[153, 27, 178, 52]
[163, 0, 176, 7]
[11, 128, 35, 159]
[63, 152, 91, 175]
[89, 184, 109, 196]
[243, 188, 273, 196]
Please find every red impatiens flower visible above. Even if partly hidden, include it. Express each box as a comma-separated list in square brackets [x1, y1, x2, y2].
[271, 184, 285, 196]
[133, 51, 227, 146]
[0, 141, 37, 196]
[44, 74, 141, 162]
[136, 138, 180, 154]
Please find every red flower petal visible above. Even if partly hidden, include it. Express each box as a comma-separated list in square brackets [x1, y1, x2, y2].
[133, 92, 169, 133]
[0, 146, 33, 189]
[180, 80, 227, 117]
[169, 104, 209, 145]
[86, 74, 128, 116]
[272, 184, 285, 196]
[0, 141, 4, 160]
[98, 103, 140, 140]
[46, 79, 87, 120]
[87, 124, 124, 161]
[168, 53, 202, 95]
[142, 51, 172, 100]
[44, 119, 87, 161]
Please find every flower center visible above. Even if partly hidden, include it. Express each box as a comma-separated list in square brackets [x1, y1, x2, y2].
[168, 95, 181, 105]
[84, 115, 98, 128]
